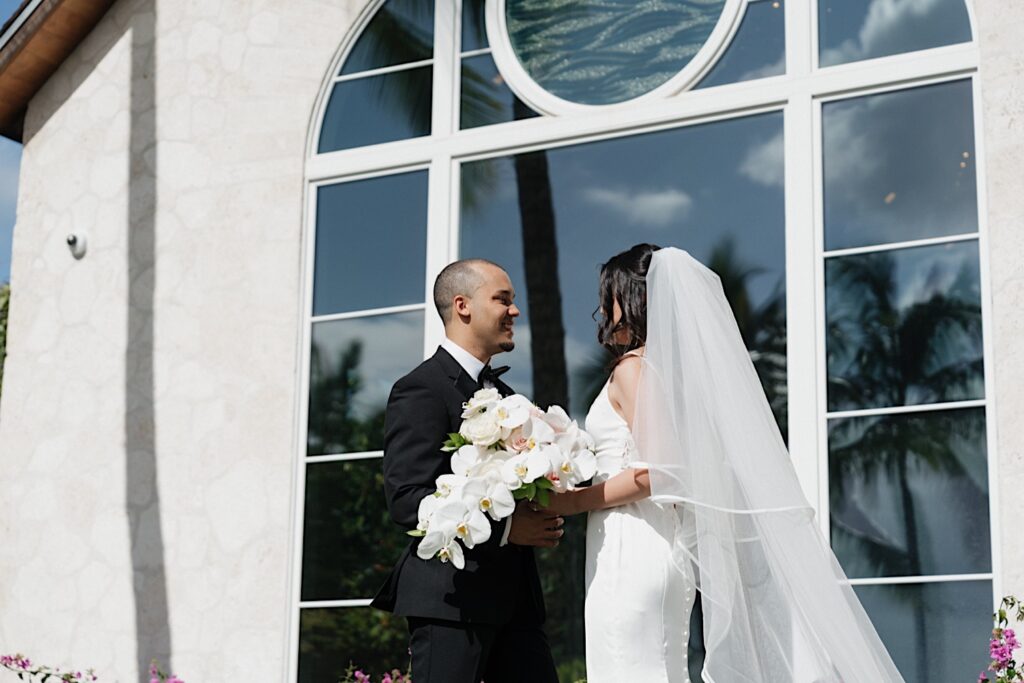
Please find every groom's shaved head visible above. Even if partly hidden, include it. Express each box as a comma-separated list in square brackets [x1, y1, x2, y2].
[434, 258, 502, 323]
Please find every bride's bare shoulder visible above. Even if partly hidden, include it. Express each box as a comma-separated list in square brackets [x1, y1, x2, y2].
[608, 349, 644, 420]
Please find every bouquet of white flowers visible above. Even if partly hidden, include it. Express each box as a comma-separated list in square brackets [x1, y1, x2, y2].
[410, 387, 598, 569]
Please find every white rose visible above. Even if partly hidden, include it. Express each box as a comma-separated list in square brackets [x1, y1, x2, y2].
[461, 387, 501, 419]
[460, 410, 506, 447]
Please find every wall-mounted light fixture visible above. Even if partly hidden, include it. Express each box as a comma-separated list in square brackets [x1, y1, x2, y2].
[66, 233, 87, 259]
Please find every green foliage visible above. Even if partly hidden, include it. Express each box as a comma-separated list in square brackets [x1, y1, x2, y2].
[441, 433, 467, 452]
[556, 657, 587, 683]
[307, 339, 387, 455]
[512, 476, 554, 507]
[299, 608, 410, 682]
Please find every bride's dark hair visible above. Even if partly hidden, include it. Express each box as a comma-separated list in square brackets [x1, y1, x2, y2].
[596, 243, 662, 358]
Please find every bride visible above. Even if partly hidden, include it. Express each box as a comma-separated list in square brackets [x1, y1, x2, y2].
[545, 244, 904, 683]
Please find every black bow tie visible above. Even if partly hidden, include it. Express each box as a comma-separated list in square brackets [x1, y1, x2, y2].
[478, 364, 510, 388]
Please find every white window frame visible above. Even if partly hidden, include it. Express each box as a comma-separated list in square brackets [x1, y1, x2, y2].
[285, 1, 991, 679]
[484, 0, 746, 116]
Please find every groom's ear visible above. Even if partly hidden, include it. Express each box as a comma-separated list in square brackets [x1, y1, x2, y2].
[452, 293, 472, 320]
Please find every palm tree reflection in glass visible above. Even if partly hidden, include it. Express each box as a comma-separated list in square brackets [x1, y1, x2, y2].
[826, 246, 988, 678]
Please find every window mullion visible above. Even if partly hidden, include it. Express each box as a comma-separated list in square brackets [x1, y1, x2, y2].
[783, 91, 820, 522]
[432, 0, 457, 138]
[972, 72, 1003, 607]
[786, 0, 814, 77]
[424, 155, 453, 357]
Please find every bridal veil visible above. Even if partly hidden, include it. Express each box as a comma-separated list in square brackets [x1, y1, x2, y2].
[632, 247, 904, 682]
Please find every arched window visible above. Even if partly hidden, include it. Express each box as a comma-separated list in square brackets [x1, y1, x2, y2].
[292, 1, 988, 681]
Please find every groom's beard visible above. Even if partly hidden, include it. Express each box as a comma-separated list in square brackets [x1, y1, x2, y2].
[499, 341, 515, 352]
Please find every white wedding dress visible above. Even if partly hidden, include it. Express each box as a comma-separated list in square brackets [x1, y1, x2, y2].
[583, 379, 696, 683]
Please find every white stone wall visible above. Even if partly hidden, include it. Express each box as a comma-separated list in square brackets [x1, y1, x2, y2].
[0, 0, 366, 679]
[976, 0, 1024, 606]
[1, 0, 1023, 679]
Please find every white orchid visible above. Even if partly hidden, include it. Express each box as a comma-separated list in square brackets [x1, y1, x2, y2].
[543, 404, 573, 432]
[417, 492, 442, 532]
[447, 499, 492, 549]
[554, 419, 595, 456]
[435, 473, 468, 498]
[451, 444, 487, 477]
[462, 472, 516, 521]
[502, 445, 556, 487]
[550, 449, 597, 490]
[416, 498, 490, 566]
[493, 394, 533, 430]
[418, 529, 465, 569]
[524, 415, 556, 445]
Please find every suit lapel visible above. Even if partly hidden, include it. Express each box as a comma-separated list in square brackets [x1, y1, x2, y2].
[432, 347, 479, 400]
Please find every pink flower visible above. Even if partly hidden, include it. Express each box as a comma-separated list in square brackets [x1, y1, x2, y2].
[1006, 628, 1019, 650]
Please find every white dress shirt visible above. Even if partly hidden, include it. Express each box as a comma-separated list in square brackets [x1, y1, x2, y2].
[440, 336, 513, 545]
[441, 336, 486, 383]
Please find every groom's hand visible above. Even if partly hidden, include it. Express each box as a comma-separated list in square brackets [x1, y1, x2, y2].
[508, 500, 564, 548]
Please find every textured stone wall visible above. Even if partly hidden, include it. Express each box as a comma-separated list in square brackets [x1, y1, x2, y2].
[975, 0, 1024, 605]
[0, 0, 364, 679]
[0, 0, 1022, 679]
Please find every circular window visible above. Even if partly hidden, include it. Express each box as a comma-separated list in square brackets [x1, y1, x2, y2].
[487, 0, 744, 115]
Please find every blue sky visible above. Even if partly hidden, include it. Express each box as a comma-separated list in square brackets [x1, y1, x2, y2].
[0, 0, 24, 284]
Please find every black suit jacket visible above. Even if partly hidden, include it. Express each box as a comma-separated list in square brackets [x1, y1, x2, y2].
[370, 347, 546, 625]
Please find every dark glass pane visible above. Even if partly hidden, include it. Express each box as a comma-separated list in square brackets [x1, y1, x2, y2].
[308, 311, 424, 456]
[298, 607, 410, 682]
[460, 114, 786, 671]
[340, 0, 434, 75]
[697, 0, 785, 89]
[318, 67, 432, 153]
[825, 241, 983, 411]
[823, 80, 977, 251]
[829, 407, 990, 578]
[313, 172, 427, 316]
[854, 581, 990, 682]
[462, 0, 487, 51]
[461, 52, 541, 130]
[301, 459, 406, 600]
[819, 0, 972, 67]
[506, 0, 727, 105]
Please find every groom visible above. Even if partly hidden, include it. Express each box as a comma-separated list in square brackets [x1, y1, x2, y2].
[371, 258, 563, 683]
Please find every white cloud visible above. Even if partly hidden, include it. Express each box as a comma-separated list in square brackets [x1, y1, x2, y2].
[581, 187, 693, 228]
[738, 52, 786, 82]
[738, 130, 784, 187]
[821, 0, 947, 65]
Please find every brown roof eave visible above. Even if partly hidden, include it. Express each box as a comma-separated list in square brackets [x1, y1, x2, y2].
[0, 0, 116, 142]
